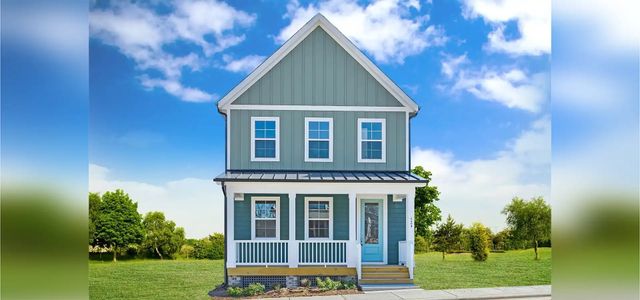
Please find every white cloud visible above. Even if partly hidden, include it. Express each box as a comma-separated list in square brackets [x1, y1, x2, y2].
[89, 164, 223, 238]
[222, 54, 266, 74]
[90, 0, 255, 102]
[140, 76, 216, 103]
[441, 54, 547, 113]
[412, 117, 550, 232]
[278, 0, 446, 64]
[462, 0, 550, 56]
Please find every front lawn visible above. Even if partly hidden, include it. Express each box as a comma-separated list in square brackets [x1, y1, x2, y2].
[413, 248, 551, 290]
[89, 248, 551, 299]
[89, 259, 223, 300]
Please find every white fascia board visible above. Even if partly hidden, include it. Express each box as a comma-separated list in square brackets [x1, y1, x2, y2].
[217, 13, 420, 113]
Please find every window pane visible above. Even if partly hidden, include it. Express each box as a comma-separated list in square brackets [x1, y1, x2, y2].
[308, 141, 329, 158]
[265, 121, 275, 130]
[256, 220, 276, 238]
[364, 203, 379, 244]
[361, 122, 382, 140]
[308, 220, 329, 238]
[255, 140, 276, 158]
[255, 201, 276, 218]
[362, 141, 382, 159]
[256, 121, 265, 130]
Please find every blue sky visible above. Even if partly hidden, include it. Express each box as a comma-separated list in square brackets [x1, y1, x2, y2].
[89, 0, 550, 238]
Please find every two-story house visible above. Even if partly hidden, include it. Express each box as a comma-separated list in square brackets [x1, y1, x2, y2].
[214, 14, 427, 290]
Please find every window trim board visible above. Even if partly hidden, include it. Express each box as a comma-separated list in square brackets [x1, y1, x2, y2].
[304, 196, 334, 240]
[250, 116, 280, 162]
[357, 118, 386, 163]
[304, 117, 334, 162]
[250, 196, 281, 240]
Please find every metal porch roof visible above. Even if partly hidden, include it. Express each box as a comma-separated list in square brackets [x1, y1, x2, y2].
[214, 170, 427, 183]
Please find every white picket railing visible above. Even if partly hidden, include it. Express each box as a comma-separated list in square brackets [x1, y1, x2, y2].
[235, 241, 289, 265]
[298, 241, 348, 265]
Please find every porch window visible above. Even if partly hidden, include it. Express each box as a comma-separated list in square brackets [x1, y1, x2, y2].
[251, 197, 279, 239]
[357, 118, 385, 162]
[251, 117, 279, 161]
[304, 118, 333, 162]
[304, 197, 333, 239]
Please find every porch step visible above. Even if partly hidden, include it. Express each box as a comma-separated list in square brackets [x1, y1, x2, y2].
[359, 278, 413, 284]
[361, 272, 409, 278]
[361, 266, 409, 273]
[360, 284, 419, 292]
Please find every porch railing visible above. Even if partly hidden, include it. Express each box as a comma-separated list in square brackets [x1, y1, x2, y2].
[298, 241, 348, 265]
[235, 241, 289, 265]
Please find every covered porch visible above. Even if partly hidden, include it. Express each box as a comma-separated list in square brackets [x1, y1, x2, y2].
[215, 171, 427, 281]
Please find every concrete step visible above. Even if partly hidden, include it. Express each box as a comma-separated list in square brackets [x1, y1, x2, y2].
[359, 278, 413, 284]
[360, 283, 419, 291]
[362, 272, 410, 279]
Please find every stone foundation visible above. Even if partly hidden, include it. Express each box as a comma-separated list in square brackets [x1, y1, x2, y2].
[227, 275, 357, 289]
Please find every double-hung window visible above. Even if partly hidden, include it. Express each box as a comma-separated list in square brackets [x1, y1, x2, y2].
[251, 117, 279, 161]
[252, 197, 279, 239]
[357, 118, 386, 162]
[305, 118, 333, 162]
[304, 197, 332, 239]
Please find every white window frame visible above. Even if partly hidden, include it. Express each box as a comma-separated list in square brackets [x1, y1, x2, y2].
[251, 196, 280, 240]
[357, 118, 386, 163]
[304, 117, 333, 162]
[250, 116, 280, 162]
[304, 197, 333, 240]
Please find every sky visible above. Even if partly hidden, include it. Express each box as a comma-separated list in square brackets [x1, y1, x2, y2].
[89, 0, 551, 238]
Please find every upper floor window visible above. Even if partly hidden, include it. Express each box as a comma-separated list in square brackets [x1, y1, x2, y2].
[305, 197, 333, 239]
[305, 118, 333, 162]
[358, 118, 386, 163]
[251, 117, 279, 161]
[252, 197, 280, 239]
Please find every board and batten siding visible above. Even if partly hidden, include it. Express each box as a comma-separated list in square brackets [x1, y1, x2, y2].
[386, 195, 406, 265]
[233, 27, 403, 107]
[229, 110, 406, 171]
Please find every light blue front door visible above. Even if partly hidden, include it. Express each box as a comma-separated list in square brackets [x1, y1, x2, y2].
[360, 199, 383, 262]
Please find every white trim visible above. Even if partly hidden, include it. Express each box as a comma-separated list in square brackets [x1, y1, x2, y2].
[303, 197, 334, 240]
[228, 105, 410, 112]
[304, 117, 333, 162]
[226, 109, 231, 168]
[405, 111, 409, 170]
[217, 14, 419, 113]
[250, 116, 280, 162]
[357, 118, 386, 163]
[356, 194, 388, 264]
[251, 196, 281, 240]
[226, 187, 236, 267]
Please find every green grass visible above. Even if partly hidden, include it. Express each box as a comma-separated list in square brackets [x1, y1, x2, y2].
[89, 248, 551, 299]
[89, 259, 223, 300]
[413, 248, 551, 290]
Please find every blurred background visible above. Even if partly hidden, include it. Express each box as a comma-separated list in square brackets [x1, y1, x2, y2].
[1, 0, 638, 299]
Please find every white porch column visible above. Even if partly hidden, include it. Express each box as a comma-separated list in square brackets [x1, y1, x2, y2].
[288, 193, 298, 268]
[347, 193, 357, 268]
[405, 190, 415, 279]
[226, 187, 236, 268]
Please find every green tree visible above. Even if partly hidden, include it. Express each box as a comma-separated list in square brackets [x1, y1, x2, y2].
[411, 166, 442, 238]
[180, 244, 195, 259]
[89, 192, 101, 246]
[468, 223, 491, 261]
[94, 189, 144, 261]
[432, 215, 464, 260]
[141, 211, 185, 259]
[502, 196, 551, 260]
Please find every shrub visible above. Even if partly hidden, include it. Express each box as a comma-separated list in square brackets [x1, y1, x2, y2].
[468, 223, 491, 261]
[226, 287, 243, 297]
[179, 244, 194, 259]
[316, 277, 342, 291]
[300, 278, 310, 287]
[415, 235, 429, 253]
[243, 283, 265, 296]
[272, 283, 283, 290]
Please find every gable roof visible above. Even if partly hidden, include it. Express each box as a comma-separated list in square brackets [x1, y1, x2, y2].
[217, 13, 420, 114]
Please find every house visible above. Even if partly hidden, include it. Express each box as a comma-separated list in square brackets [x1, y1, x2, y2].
[214, 14, 427, 289]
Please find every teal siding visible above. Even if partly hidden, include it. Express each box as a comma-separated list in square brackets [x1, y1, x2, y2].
[235, 27, 403, 107]
[234, 194, 289, 240]
[229, 110, 406, 171]
[295, 194, 350, 240]
[387, 195, 406, 265]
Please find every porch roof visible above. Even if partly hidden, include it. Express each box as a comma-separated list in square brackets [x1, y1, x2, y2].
[214, 170, 427, 183]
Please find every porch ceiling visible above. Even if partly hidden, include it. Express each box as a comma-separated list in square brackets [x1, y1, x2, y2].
[214, 171, 427, 183]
